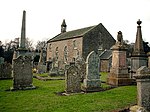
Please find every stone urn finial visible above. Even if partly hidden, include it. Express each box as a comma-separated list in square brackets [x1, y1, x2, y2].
[117, 31, 123, 43]
[137, 19, 142, 26]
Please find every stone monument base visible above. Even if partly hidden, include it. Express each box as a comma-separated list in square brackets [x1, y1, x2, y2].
[107, 76, 133, 86]
[10, 85, 36, 91]
[82, 79, 102, 92]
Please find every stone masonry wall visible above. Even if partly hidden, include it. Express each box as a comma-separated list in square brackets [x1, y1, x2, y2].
[82, 24, 115, 59]
[47, 37, 83, 68]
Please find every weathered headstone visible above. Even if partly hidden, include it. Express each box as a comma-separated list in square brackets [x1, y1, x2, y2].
[49, 59, 59, 76]
[65, 64, 81, 93]
[83, 51, 101, 92]
[37, 48, 47, 74]
[0, 62, 12, 79]
[133, 66, 150, 111]
[107, 31, 132, 86]
[11, 55, 35, 90]
[75, 57, 86, 81]
[37, 64, 46, 74]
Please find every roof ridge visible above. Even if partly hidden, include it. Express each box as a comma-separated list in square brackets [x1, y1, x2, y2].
[48, 25, 97, 42]
[66, 25, 96, 33]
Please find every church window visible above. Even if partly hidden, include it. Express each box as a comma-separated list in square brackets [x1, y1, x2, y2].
[55, 47, 59, 60]
[49, 44, 52, 52]
[73, 40, 77, 49]
[64, 46, 68, 63]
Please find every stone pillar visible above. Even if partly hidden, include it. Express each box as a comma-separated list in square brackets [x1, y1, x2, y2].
[18, 10, 27, 55]
[133, 66, 150, 111]
[131, 20, 147, 75]
[107, 31, 132, 86]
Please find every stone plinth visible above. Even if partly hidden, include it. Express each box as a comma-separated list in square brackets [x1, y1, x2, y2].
[107, 31, 132, 86]
[11, 56, 35, 90]
[133, 66, 150, 111]
[83, 51, 101, 92]
[107, 66, 132, 86]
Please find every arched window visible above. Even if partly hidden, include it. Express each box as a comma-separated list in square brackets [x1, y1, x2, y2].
[64, 46, 68, 63]
[49, 44, 52, 52]
[55, 47, 59, 60]
[73, 40, 77, 49]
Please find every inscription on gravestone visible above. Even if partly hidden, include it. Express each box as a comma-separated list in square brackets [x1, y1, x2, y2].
[65, 65, 81, 93]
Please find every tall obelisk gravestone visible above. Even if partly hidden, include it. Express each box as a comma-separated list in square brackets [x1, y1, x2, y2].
[11, 11, 35, 90]
[130, 20, 147, 76]
[17, 10, 27, 55]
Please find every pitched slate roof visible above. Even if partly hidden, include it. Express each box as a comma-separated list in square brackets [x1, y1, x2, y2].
[99, 50, 112, 59]
[48, 25, 96, 42]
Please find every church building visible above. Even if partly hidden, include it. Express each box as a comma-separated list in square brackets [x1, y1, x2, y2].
[47, 20, 115, 69]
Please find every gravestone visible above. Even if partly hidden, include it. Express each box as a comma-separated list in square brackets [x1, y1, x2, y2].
[107, 31, 132, 86]
[49, 59, 59, 76]
[75, 57, 86, 82]
[133, 66, 150, 111]
[37, 64, 46, 74]
[65, 64, 81, 93]
[37, 49, 46, 74]
[0, 62, 12, 79]
[83, 51, 101, 92]
[130, 20, 147, 75]
[11, 55, 35, 90]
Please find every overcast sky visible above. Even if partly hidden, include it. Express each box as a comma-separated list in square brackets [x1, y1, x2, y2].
[0, 0, 150, 46]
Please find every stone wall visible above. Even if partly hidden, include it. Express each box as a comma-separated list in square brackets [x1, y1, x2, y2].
[82, 24, 115, 59]
[47, 37, 83, 69]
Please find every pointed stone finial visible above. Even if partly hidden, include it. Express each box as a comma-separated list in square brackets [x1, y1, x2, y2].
[61, 19, 67, 33]
[133, 19, 145, 55]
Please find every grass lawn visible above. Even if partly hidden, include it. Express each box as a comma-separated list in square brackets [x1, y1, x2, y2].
[0, 74, 137, 112]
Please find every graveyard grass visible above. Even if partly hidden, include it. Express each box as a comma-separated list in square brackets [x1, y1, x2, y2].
[0, 73, 137, 112]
